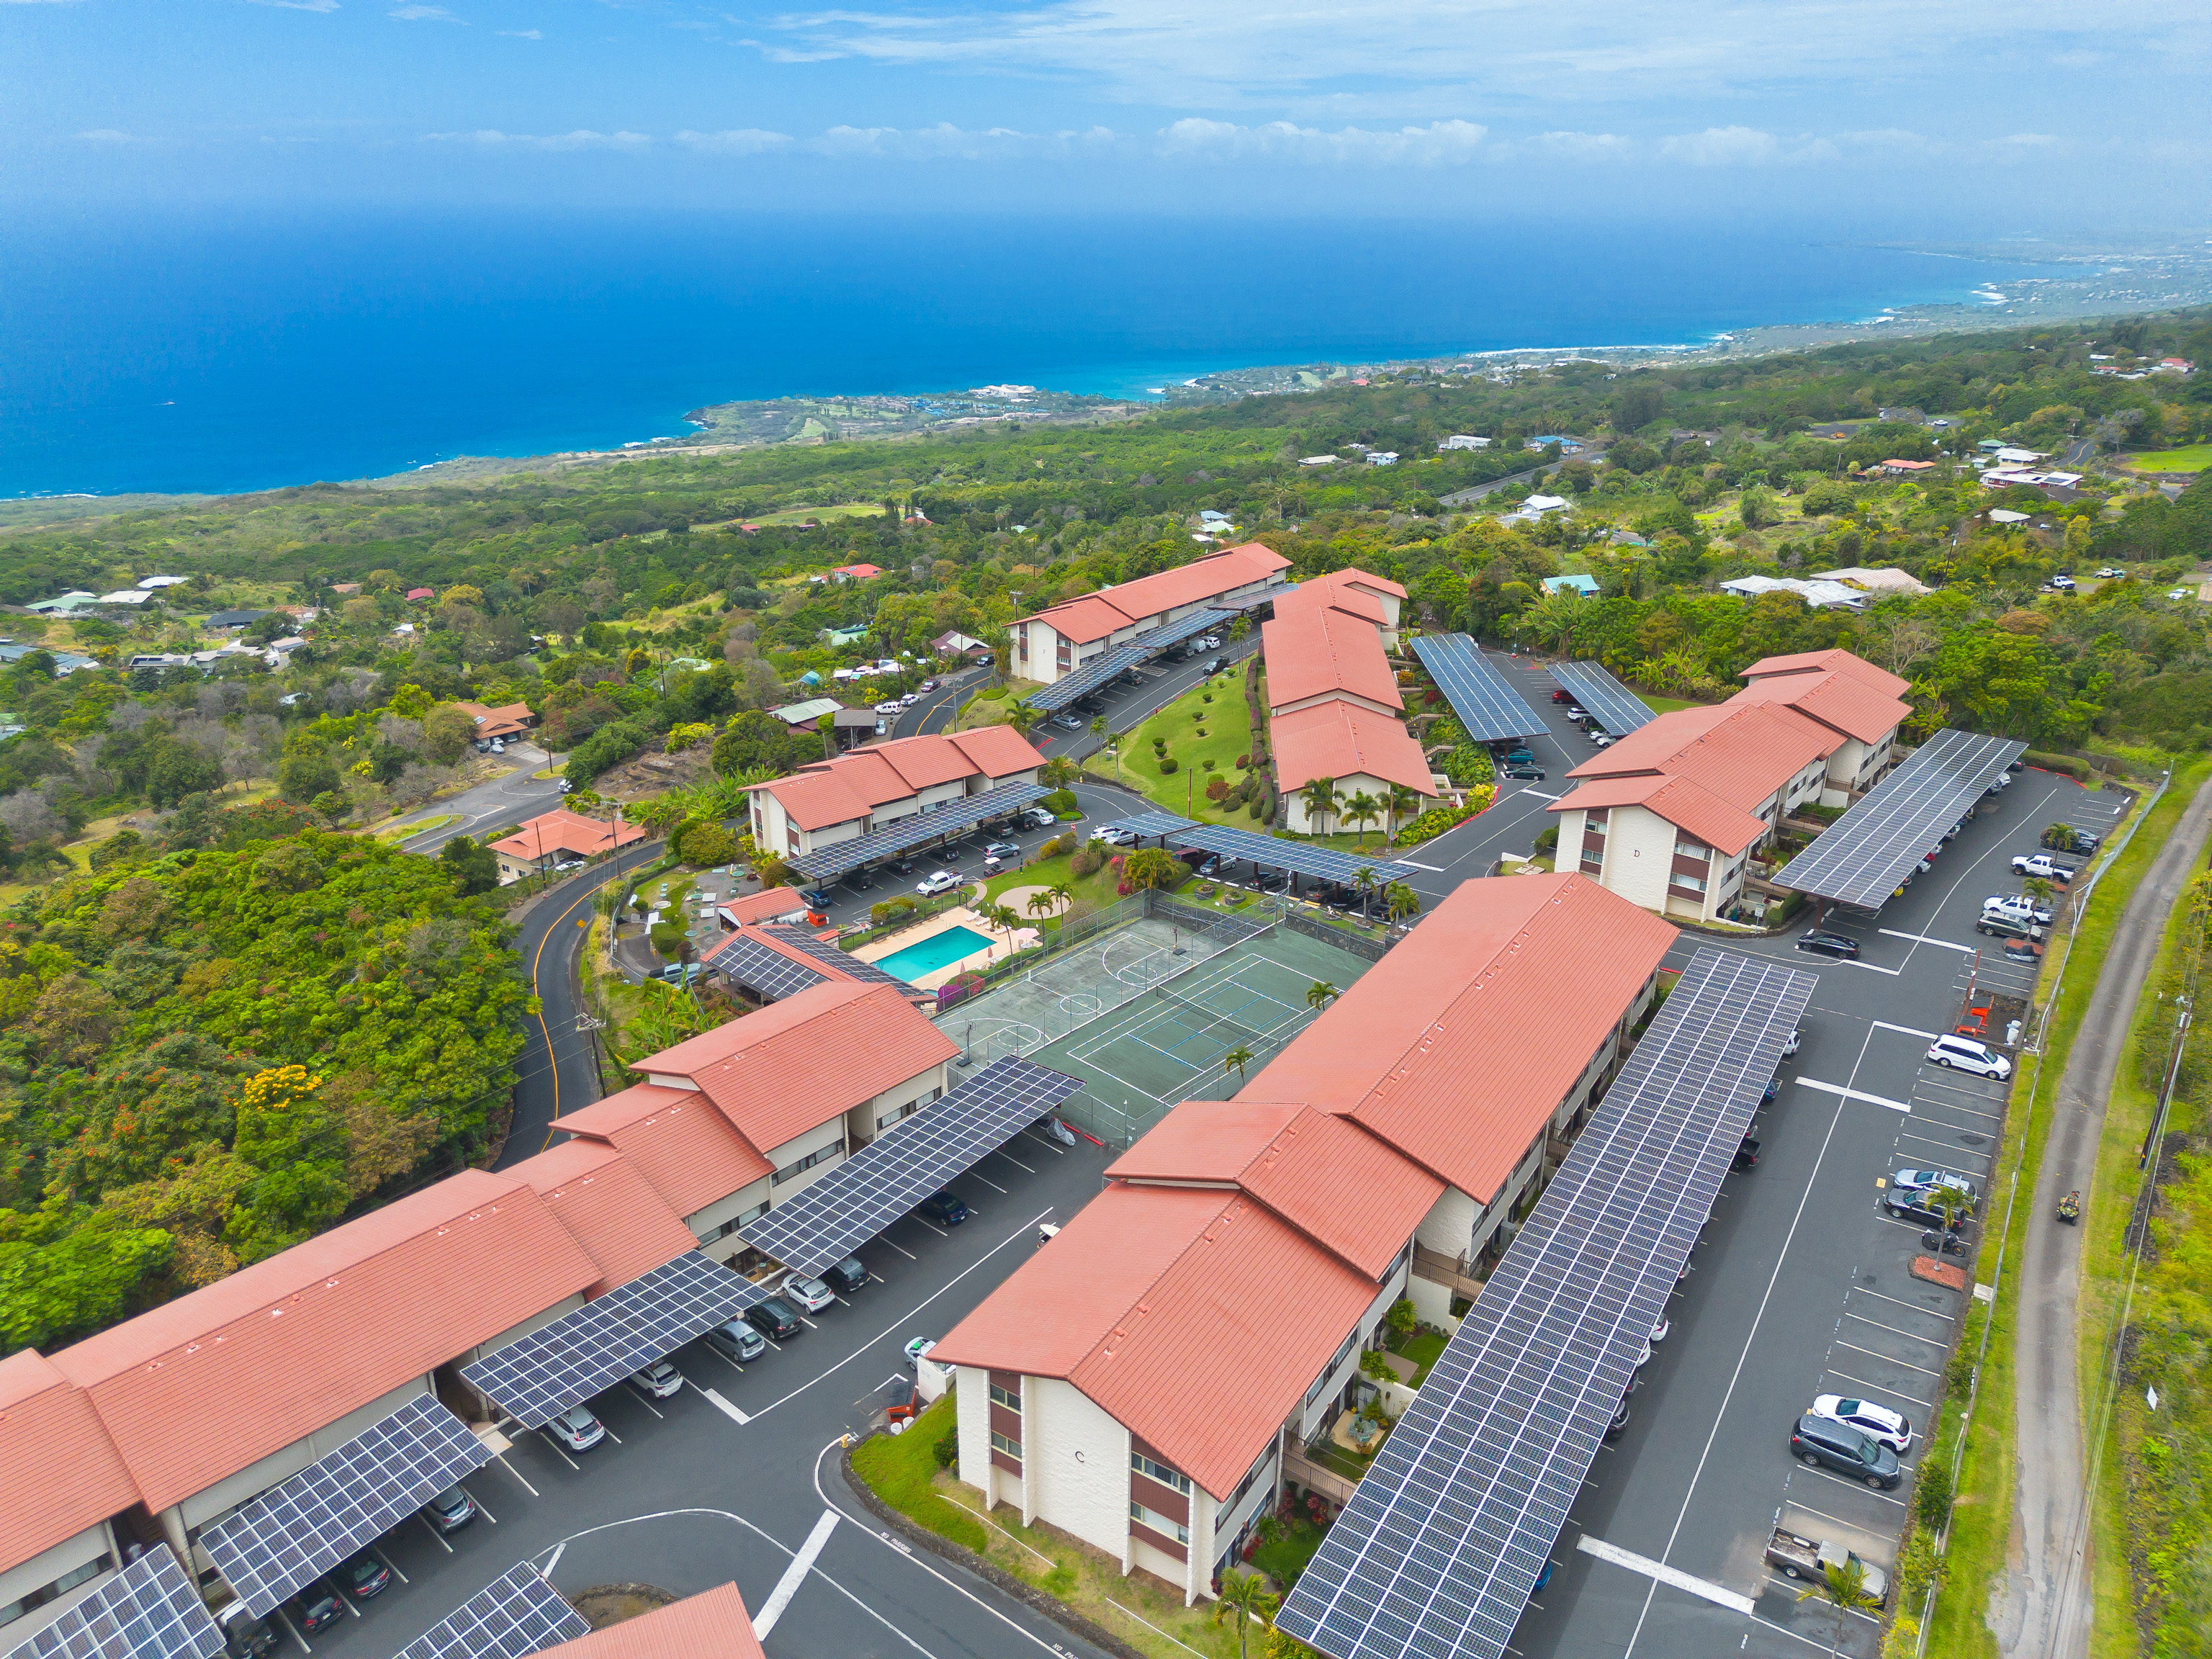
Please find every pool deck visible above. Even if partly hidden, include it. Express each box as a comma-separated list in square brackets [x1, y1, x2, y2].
[850, 901, 1038, 992]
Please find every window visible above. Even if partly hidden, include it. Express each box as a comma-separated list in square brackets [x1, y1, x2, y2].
[989, 1382, 1021, 1412]
[50, 1560, 104, 1597]
[1131, 1450, 1192, 1495]
[773, 1140, 845, 1186]
[991, 1431, 1022, 1459]
[1671, 873, 1706, 894]
[1130, 1501, 1190, 1546]
[1673, 842, 1708, 860]
[877, 1100, 918, 1130]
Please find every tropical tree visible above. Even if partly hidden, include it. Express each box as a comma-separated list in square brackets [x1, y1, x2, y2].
[1797, 1555, 1879, 1658]
[1124, 847, 1184, 890]
[1223, 1044, 1255, 1086]
[1228, 614, 1252, 644]
[1344, 789, 1382, 849]
[1040, 755, 1078, 788]
[1091, 715, 1109, 751]
[984, 902, 1025, 941]
[1385, 881, 1422, 925]
[2023, 875, 2055, 910]
[1307, 981, 1340, 1012]
[1300, 775, 1341, 835]
[1002, 701, 1041, 737]
[1211, 1570, 1280, 1659]
[1352, 864, 1377, 923]
[1387, 785, 1422, 842]
[1027, 886, 1065, 923]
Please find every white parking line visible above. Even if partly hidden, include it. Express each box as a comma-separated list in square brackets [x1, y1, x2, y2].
[1780, 1497, 1876, 1534]
[1920, 1098, 2005, 1123]
[971, 1172, 1010, 1195]
[1794, 1077, 1911, 1112]
[703, 1388, 752, 1424]
[1844, 960, 1905, 976]
[1879, 930, 1972, 952]
[1872, 1020, 1943, 1040]
[1832, 1340, 1943, 1378]
[1574, 1535, 1755, 1614]
[754, 1510, 840, 1640]
[1894, 1130, 1992, 1161]
[1851, 1285, 1956, 1320]
[1843, 1310, 1949, 1348]
[1799, 1467, 1910, 1506]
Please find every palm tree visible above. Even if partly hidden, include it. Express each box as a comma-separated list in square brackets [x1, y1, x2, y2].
[1300, 775, 1341, 836]
[1353, 864, 1377, 924]
[1040, 755, 1078, 788]
[1387, 784, 1421, 842]
[1027, 886, 1064, 923]
[1797, 1555, 1879, 1658]
[1002, 700, 1041, 737]
[1344, 789, 1382, 849]
[1210, 1570, 1280, 1659]
[2023, 875, 2055, 910]
[1307, 981, 1340, 1012]
[1223, 1044, 1254, 1086]
[1385, 881, 1421, 925]
[1090, 714, 1109, 754]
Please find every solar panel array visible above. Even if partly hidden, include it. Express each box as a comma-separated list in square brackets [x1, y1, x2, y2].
[740, 1056, 1083, 1275]
[1093, 810, 1201, 840]
[1025, 646, 1149, 715]
[1166, 822, 1416, 887]
[1776, 728, 2028, 909]
[1548, 661, 1655, 737]
[460, 1251, 763, 1430]
[790, 781, 1049, 881]
[756, 924, 914, 991]
[1277, 947, 1817, 1659]
[393, 1565, 589, 1659]
[201, 1396, 491, 1617]
[1409, 634, 1548, 742]
[1128, 607, 1232, 654]
[1, 1551, 222, 1659]
[700, 931, 830, 1001]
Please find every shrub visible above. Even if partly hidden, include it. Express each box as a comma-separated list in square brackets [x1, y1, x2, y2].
[1913, 1461, 1954, 1531]
[1202, 757, 1216, 770]
[1236, 753, 1251, 768]
[1202, 692, 1213, 703]
[673, 818, 737, 868]
[1441, 745, 1494, 788]
[2024, 750, 2091, 780]
[1070, 845, 1105, 877]
[1248, 796, 1264, 819]
[1262, 795, 1277, 824]
[932, 1424, 959, 1468]
[1160, 757, 1179, 773]
[1040, 788, 1079, 814]
[1206, 776, 1231, 802]
[1534, 824, 1560, 852]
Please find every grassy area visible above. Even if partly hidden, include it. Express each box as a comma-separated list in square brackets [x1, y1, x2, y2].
[1118, 672, 1264, 827]
[1251, 1516, 1328, 1592]
[850, 1397, 989, 1551]
[1925, 754, 2210, 1658]
[979, 849, 1121, 922]
[380, 813, 459, 842]
[1393, 1329, 1448, 1387]
[1638, 692, 1707, 714]
[2123, 444, 2212, 472]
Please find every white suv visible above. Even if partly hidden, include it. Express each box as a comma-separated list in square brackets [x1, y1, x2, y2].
[1983, 894, 2054, 927]
[1928, 1034, 2012, 1079]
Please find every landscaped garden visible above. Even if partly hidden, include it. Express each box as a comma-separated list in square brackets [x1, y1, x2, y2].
[1115, 671, 1270, 827]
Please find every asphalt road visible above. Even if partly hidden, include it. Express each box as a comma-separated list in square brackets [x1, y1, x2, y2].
[1999, 771, 2212, 1659]
[391, 745, 567, 855]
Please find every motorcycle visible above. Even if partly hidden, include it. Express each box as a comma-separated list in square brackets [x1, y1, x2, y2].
[1921, 1228, 1970, 1258]
[1044, 1118, 1079, 1147]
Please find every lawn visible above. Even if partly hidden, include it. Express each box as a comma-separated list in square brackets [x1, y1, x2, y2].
[849, 1397, 989, 1551]
[1393, 1328, 1448, 1386]
[379, 812, 459, 842]
[1250, 1516, 1329, 1592]
[979, 848, 1122, 924]
[1638, 692, 1707, 714]
[2123, 444, 2212, 472]
[1116, 670, 1264, 826]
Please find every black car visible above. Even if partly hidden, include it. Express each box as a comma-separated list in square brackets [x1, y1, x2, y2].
[918, 1190, 971, 1226]
[1503, 765, 1546, 781]
[287, 1583, 346, 1635]
[220, 1609, 278, 1659]
[1604, 1398, 1632, 1442]
[423, 1483, 477, 1533]
[845, 867, 876, 891]
[1733, 1136, 1761, 1172]
[745, 1297, 803, 1341]
[341, 1552, 390, 1600]
[823, 1256, 868, 1295]
[2041, 824, 2101, 855]
[1791, 1413, 1902, 1489]
[1797, 930, 1861, 959]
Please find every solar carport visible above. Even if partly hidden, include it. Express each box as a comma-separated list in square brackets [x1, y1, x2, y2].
[1409, 634, 1548, 742]
[788, 781, 1048, 884]
[395, 1565, 589, 1659]
[740, 1056, 1082, 1275]
[1776, 728, 2027, 911]
[1090, 813, 1417, 889]
[1276, 946, 1816, 1659]
[1, 1550, 223, 1659]
[1025, 608, 1237, 716]
[1549, 661, 1655, 736]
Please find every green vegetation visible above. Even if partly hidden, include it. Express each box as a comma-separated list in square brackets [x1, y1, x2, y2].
[849, 1396, 988, 1551]
[1124, 675, 1264, 824]
[2124, 444, 2212, 472]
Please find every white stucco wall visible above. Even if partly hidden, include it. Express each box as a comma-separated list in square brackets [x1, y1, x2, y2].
[1028, 1377, 1133, 1563]
[1416, 1187, 1478, 1256]
[953, 1364, 997, 1504]
[179, 1377, 433, 1529]
[0, 1527, 114, 1625]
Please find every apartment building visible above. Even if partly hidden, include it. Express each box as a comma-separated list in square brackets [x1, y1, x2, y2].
[744, 724, 1045, 862]
[1730, 648, 1911, 801]
[1271, 567, 1407, 649]
[935, 873, 1674, 1599]
[1011, 544, 1291, 685]
[487, 807, 648, 884]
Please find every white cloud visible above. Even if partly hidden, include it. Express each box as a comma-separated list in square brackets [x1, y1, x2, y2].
[675, 128, 797, 154]
[1156, 117, 1490, 164]
[388, 3, 460, 18]
[245, 0, 341, 12]
[76, 128, 133, 142]
[497, 27, 541, 38]
[423, 129, 652, 149]
[1658, 125, 1780, 165]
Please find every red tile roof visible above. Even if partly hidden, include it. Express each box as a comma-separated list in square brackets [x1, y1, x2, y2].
[488, 809, 648, 862]
[807, 749, 914, 809]
[1728, 670, 1910, 747]
[1271, 701, 1436, 799]
[1274, 577, 1388, 629]
[945, 723, 1048, 779]
[717, 887, 810, 927]
[48, 1171, 600, 1514]
[760, 768, 873, 832]
[1262, 608, 1403, 712]
[1740, 648, 1909, 698]
[867, 734, 975, 793]
[1565, 701, 1835, 811]
[505, 1141, 700, 1294]
[552, 1086, 773, 1218]
[457, 701, 536, 739]
[637, 980, 957, 1156]
[1246, 874, 1676, 1202]
[1545, 771, 1767, 855]
[0, 1350, 140, 1571]
[1018, 544, 1290, 635]
[527, 1583, 763, 1659]
[1025, 593, 1135, 645]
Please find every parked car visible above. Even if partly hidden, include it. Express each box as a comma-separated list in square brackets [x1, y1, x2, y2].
[547, 1405, 606, 1452]
[2041, 825, 2101, 855]
[1203, 657, 1223, 674]
[917, 870, 965, 896]
[1591, 733, 1616, 747]
[1883, 1186, 1973, 1228]
[706, 1318, 766, 1362]
[1811, 1394, 1915, 1454]
[781, 1272, 836, 1313]
[2051, 574, 2076, 590]
[219, 1606, 279, 1659]
[1975, 914, 2044, 943]
[919, 1189, 971, 1226]
[1092, 827, 1138, 847]
[1927, 1033, 2013, 1080]
[1983, 894, 2055, 926]
[1649, 1314, 1671, 1344]
[1790, 1413, 1902, 1489]
[422, 1483, 477, 1534]
[1604, 1398, 1632, 1442]
[1050, 713, 1084, 731]
[1767, 1529, 1889, 1603]
[627, 1359, 684, 1400]
[287, 1583, 347, 1635]
[1732, 1136, 1761, 1172]
[799, 886, 837, 910]
[984, 841, 1021, 861]
[1551, 688, 1575, 703]
[1892, 1167, 1980, 1205]
[341, 1552, 391, 1600]
[745, 1298, 804, 1341]
[2010, 853, 2076, 884]
[875, 700, 903, 715]
[823, 1256, 868, 1295]
[1022, 806, 1058, 830]
[1782, 1027, 1802, 1058]
[904, 1336, 938, 1370]
[1501, 747, 1535, 765]
[1503, 765, 1547, 781]
[845, 866, 876, 891]
[2002, 938, 2043, 963]
[2095, 567, 2123, 580]
[1797, 930, 1861, 959]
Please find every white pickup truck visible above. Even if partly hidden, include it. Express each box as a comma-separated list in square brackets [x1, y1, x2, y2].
[2010, 853, 2076, 884]
[1766, 1529, 1889, 1604]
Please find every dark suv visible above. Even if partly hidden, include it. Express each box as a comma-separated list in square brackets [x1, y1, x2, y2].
[2041, 825, 2102, 855]
[745, 1297, 803, 1341]
[1791, 1413, 1902, 1488]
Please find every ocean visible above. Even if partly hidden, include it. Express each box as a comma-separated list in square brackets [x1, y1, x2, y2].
[0, 212, 2050, 500]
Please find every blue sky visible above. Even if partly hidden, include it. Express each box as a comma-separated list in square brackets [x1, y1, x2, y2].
[4, 0, 2207, 220]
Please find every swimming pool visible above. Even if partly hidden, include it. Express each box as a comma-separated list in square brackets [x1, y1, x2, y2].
[873, 925, 994, 980]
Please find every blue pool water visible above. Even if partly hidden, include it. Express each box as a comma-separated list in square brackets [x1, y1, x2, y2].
[874, 925, 994, 981]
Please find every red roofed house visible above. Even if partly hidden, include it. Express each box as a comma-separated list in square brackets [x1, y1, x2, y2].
[829, 563, 884, 583]
[1879, 459, 1936, 475]
[1728, 648, 1910, 801]
[1271, 703, 1438, 833]
[745, 726, 1046, 863]
[935, 874, 1673, 1600]
[405, 587, 434, 602]
[552, 978, 958, 1260]
[527, 1582, 765, 1659]
[1271, 567, 1406, 648]
[1011, 544, 1290, 685]
[457, 700, 538, 744]
[714, 885, 811, 930]
[488, 807, 649, 884]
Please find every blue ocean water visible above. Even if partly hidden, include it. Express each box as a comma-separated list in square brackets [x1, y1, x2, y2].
[0, 212, 2047, 500]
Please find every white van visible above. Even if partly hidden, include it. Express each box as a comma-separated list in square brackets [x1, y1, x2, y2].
[1927, 1034, 2012, 1080]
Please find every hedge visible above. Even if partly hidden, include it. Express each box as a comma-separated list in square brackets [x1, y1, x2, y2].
[565, 715, 656, 786]
[2024, 749, 2092, 781]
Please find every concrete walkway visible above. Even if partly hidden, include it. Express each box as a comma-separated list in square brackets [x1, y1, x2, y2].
[1996, 772, 2212, 1657]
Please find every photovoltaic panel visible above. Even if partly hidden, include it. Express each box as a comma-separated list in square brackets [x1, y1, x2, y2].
[1409, 634, 1548, 742]
[700, 932, 830, 1001]
[1092, 811, 1200, 840]
[739, 1056, 1083, 1275]
[1127, 607, 1233, 655]
[790, 781, 1049, 881]
[460, 1251, 764, 1431]
[1776, 728, 2027, 910]
[1166, 822, 1417, 888]
[1025, 646, 1149, 715]
[200, 1396, 491, 1617]
[1548, 661, 1655, 736]
[1277, 947, 1817, 1659]
[393, 1565, 588, 1659]
[755, 924, 914, 991]
[1, 1550, 222, 1659]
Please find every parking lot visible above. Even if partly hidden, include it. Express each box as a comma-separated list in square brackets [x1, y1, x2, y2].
[299, 1122, 1122, 1659]
[1508, 759, 2126, 1659]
